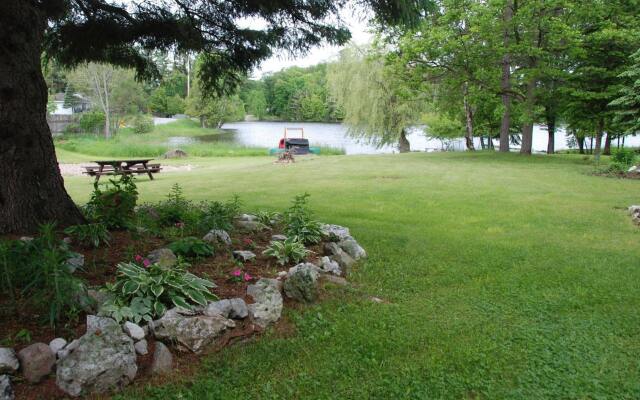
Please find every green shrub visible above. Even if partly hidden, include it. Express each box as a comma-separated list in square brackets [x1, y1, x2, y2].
[263, 237, 309, 266]
[155, 184, 194, 226]
[197, 195, 241, 232]
[79, 110, 106, 133]
[256, 210, 281, 226]
[168, 237, 214, 258]
[132, 114, 154, 134]
[100, 260, 217, 323]
[85, 174, 138, 229]
[283, 193, 323, 244]
[0, 223, 87, 329]
[64, 223, 111, 248]
[62, 123, 81, 134]
[610, 148, 636, 172]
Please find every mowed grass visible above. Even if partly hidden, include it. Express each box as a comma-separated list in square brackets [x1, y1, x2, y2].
[54, 119, 344, 161]
[64, 152, 640, 399]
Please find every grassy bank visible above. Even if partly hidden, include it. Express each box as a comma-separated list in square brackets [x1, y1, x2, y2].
[54, 119, 345, 162]
[64, 152, 640, 399]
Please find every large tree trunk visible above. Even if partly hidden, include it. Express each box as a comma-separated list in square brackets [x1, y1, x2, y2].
[594, 119, 604, 163]
[398, 129, 410, 153]
[520, 75, 536, 155]
[0, 1, 84, 234]
[577, 134, 585, 154]
[499, 0, 513, 153]
[603, 133, 612, 156]
[463, 83, 476, 151]
[546, 112, 556, 155]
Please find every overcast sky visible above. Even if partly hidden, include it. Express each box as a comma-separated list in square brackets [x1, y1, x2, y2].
[251, 8, 373, 78]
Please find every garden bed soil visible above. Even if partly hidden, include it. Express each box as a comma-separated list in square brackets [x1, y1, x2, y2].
[1, 226, 324, 400]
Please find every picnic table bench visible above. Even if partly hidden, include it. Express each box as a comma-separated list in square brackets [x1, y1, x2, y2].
[83, 159, 162, 182]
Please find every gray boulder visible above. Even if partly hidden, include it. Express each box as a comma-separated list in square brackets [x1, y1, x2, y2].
[247, 279, 283, 328]
[320, 224, 351, 242]
[237, 214, 257, 222]
[163, 149, 188, 159]
[271, 234, 287, 242]
[284, 263, 320, 303]
[318, 256, 341, 276]
[66, 253, 85, 273]
[0, 375, 13, 400]
[150, 313, 235, 353]
[339, 236, 366, 260]
[56, 324, 137, 397]
[324, 243, 355, 274]
[233, 250, 256, 262]
[86, 315, 119, 333]
[151, 342, 173, 375]
[134, 340, 148, 355]
[17, 343, 55, 384]
[0, 349, 18, 375]
[147, 248, 177, 268]
[49, 338, 67, 355]
[204, 298, 248, 319]
[123, 322, 145, 341]
[229, 298, 249, 319]
[629, 205, 640, 215]
[203, 229, 232, 246]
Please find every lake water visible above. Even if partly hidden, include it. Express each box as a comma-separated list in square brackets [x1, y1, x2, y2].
[167, 121, 640, 155]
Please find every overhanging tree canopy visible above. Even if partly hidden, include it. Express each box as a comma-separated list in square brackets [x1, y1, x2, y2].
[0, 0, 429, 234]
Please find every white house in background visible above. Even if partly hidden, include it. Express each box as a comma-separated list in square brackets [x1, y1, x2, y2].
[52, 93, 92, 115]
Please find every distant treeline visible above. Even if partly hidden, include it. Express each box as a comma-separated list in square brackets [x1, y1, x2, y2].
[238, 64, 342, 123]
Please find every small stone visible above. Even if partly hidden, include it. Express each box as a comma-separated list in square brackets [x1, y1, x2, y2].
[123, 322, 145, 341]
[86, 315, 118, 333]
[318, 256, 342, 276]
[271, 234, 287, 242]
[237, 214, 257, 222]
[284, 263, 320, 303]
[277, 271, 288, 278]
[204, 300, 232, 317]
[628, 205, 640, 215]
[228, 298, 248, 319]
[0, 375, 14, 400]
[63, 237, 73, 245]
[0, 349, 19, 374]
[66, 252, 85, 273]
[151, 342, 173, 375]
[17, 343, 55, 384]
[323, 275, 348, 286]
[247, 279, 283, 328]
[338, 237, 367, 260]
[134, 340, 148, 355]
[203, 229, 232, 246]
[320, 224, 351, 242]
[19, 236, 33, 242]
[232, 250, 256, 262]
[49, 338, 67, 355]
[147, 248, 177, 268]
[370, 297, 384, 304]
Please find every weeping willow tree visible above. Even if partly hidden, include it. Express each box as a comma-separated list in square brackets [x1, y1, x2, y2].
[327, 44, 425, 152]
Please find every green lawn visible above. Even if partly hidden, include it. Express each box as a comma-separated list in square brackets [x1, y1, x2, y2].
[65, 152, 640, 399]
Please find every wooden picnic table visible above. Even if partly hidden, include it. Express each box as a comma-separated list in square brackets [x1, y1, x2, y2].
[85, 159, 161, 182]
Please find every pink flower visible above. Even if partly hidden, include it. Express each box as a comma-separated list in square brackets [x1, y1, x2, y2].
[143, 259, 151, 268]
[243, 238, 253, 245]
[243, 273, 253, 282]
[134, 255, 143, 262]
[232, 269, 242, 277]
[175, 222, 185, 228]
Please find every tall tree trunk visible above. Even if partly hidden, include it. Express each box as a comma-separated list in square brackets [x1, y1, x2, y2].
[463, 83, 476, 151]
[520, 75, 536, 155]
[577, 135, 585, 154]
[398, 129, 410, 153]
[594, 119, 604, 163]
[546, 115, 556, 155]
[480, 136, 486, 150]
[0, 1, 84, 234]
[499, 0, 513, 153]
[603, 133, 612, 156]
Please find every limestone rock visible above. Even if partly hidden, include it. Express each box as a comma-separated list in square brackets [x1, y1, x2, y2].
[320, 224, 351, 242]
[150, 342, 173, 375]
[0, 375, 13, 400]
[150, 313, 235, 353]
[49, 338, 67, 355]
[56, 324, 137, 397]
[232, 250, 256, 262]
[228, 298, 249, 319]
[271, 234, 287, 242]
[203, 229, 232, 246]
[203, 299, 232, 317]
[0, 349, 19, 375]
[284, 263, 320, 303]
[339, 237, 366, 260]
[323, 274, 348, 286]
[147, 248, 177, 268]
[247, 279, 283, 328]
[134, 340, 148, 355]
[86, 315, 118, 333]
[17, 343, 55, 384]
[324, 243, 355, 274]
[123, 322, 145, 341]
[318, 256, 341, 276]
[66, 252, 85, 273]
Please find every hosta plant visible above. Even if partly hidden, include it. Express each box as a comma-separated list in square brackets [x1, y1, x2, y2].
[168, 236, 214, 258]
[100, 260, 217, 323]
[263, 237, 310, 266]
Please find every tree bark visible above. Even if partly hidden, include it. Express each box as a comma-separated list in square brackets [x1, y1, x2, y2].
[463, 83, 476, 151]
[603, 133, 612, 156]
[499, 0, 513, 153]
[594, 119, 604, 163]
[398, 129, 410, 153]
[0, 1, 84, 233]
[546, 115, 556, 155]
[577, 135, 585, 154]
[520, 75, 536, 155]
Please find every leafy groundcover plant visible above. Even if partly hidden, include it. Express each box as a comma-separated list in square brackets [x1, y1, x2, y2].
[168, 237, 214, 258]
[283, 193, 323, 245]
[64, 223, 111, 248]
[100, 260, 217, 324]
